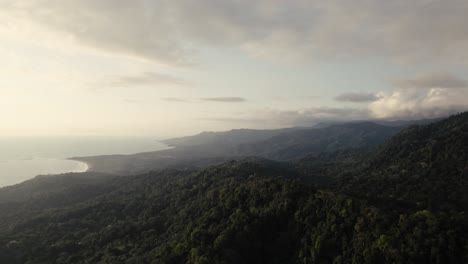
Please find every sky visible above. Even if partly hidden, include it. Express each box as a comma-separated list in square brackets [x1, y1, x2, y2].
[1, 0, 468, 138]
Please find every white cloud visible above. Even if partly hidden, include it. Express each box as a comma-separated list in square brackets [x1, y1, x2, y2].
[369, 73, 468, 119]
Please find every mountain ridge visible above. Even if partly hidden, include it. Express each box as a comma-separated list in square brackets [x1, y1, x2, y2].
[75, 121, 404, 175]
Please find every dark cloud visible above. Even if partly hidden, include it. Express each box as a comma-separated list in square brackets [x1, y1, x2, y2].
[334, 92, 380, 103]
[200, 97, 247, 102]
[392, 73, 468, 89]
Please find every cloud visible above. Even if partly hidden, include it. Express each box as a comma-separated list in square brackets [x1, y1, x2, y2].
[161, 97, 247, 103]
[270, 96, 320, 102]
[369, 88, 468, 119]
[92, 72, 190, 90]
[369, 73, 468, 119]
[392, 73, 468, 89]
[200, 97, 247, 102]
[335, 92, 380, 103]
[162, 97, 191, 103]
[4, 1, 468, 64]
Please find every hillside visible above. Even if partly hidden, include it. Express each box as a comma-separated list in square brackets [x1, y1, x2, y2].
[235, 122, 400, 160]
[162, 127, 304, 148]
[0, 159, 466, 263]
[0, 172, 115, 204]
[0, 172, 117, 233]
[338, 112, 468, 210]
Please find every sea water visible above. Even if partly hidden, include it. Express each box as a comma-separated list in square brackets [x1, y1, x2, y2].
[0, 137, 168, 187]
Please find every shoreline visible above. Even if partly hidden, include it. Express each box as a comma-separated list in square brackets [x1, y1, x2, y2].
[75, 159, 90, 173]
[69, 158, 93, 173]
[69, 157, 91, 172]
[0, 158, 92, 188]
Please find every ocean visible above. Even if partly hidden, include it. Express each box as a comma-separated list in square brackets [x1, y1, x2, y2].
[0, 137, 168, 188]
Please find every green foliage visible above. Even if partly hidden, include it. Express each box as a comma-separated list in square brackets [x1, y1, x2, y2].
[338, 112, 468, 210]
[0, 159, 466, 263]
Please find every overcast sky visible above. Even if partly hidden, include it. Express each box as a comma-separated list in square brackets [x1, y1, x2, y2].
[1, 0, 468, 137]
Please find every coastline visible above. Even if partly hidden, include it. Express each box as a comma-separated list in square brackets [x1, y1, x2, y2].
[69, 157, 94, 172]
[0, 138, 169, 188]
[70, 157, 90, 168]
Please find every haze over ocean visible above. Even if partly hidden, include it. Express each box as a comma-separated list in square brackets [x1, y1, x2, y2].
[0, 137, 168, 187]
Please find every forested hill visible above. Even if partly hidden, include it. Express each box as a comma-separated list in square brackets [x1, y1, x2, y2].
[338, 112, 468, 210]
[0, 160, 466, 263]
[0, 172, 118, 233]
[0, 113, 467, 263]
[234, 122, 400, 160]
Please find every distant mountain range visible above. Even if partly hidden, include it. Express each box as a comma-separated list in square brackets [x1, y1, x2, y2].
[161, 127, 306, 148]
[162, 117, 441, 148]
[75, 118, 437, 176]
